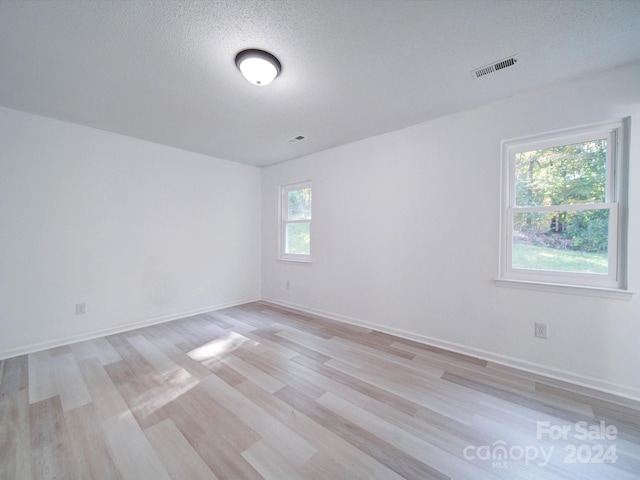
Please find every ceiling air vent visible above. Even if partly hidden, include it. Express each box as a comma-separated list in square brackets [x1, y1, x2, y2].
[471, 55, 518, 79]
[288, 135, 306, 144]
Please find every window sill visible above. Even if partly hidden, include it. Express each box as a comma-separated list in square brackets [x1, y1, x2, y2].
[495, 278, 635, 300]
[277, 257, 313, 265]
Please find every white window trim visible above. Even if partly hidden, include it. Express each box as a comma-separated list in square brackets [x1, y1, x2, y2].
[497, 119, 634, 299]
[279, 181, 312, 263]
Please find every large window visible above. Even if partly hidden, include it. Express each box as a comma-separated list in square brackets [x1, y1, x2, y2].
[280, 181, 312, 261]
[500, 120, 629, 292]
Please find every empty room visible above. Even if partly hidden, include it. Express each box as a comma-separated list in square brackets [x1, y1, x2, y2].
[1, 0, 640, 478]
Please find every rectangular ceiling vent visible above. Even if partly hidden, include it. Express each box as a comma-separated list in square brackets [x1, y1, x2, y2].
[288, 135, 306, 144]
[471, 55, 518, 79]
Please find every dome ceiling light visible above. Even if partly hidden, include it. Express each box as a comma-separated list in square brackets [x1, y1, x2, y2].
[235, 49, 281, 86]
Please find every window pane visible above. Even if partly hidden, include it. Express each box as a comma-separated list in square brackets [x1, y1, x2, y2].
[515, 139, 606, 207]
[512, 209, 609, 274]
[287, 188, 312, 220]
[286, 222, 310, 255]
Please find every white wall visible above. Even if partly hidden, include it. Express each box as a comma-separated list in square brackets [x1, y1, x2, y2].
[261, 62, 640, 399]
[2, 64, 638, 399]
[0, 107, 261, 357]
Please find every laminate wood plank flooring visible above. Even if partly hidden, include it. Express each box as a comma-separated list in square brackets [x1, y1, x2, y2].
[1, 301, 640, 479]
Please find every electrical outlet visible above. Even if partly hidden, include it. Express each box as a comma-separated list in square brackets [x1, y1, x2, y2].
[76, 303, 86, 315]
[286, 281, 290, 290]
[535, 322, 548, 339]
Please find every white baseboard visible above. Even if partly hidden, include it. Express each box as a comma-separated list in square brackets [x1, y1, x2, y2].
[0, 297, 260, 361]
[260, 297, 640, 402]
[6, 295, 638, 402]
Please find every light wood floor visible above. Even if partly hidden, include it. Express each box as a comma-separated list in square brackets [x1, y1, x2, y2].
[1, 302, 639, 479]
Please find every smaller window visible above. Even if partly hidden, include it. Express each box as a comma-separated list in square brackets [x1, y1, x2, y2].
[280, 181, 312, 262]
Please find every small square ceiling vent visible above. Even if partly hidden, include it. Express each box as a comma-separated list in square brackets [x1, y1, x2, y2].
[471, 55, 518, 79]
[288, 135, 306, 144]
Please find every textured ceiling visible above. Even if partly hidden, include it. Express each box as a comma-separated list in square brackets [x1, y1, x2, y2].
[1, 0, 639, 167]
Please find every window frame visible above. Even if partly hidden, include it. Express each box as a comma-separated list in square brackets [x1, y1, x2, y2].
[499, 119, 630, 293]
[279, 181, 312, 263]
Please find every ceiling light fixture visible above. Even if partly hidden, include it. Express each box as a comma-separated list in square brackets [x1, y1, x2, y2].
[235, 49, 281, 86]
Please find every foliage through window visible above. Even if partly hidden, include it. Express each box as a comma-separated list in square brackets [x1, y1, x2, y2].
[280, 182, 312, 261]
[501, 120, 628, 290]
